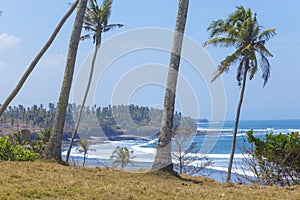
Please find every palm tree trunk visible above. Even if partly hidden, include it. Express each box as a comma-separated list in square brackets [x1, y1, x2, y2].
[226, 67, 248, 182]
[83, 152, 87, 167]
[41, 0, 88, 161]
[0, 0, 79, 117]
[152, 0, 189, 172]
[66, 40, 101, 164]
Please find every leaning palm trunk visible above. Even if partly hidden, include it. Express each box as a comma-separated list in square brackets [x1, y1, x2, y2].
[66, 40, 100, 164]
[152, 0, 189, 172]
[41, 0, 88, 161]
[0, 0, 79, 117]
[226, 67, 248, 182]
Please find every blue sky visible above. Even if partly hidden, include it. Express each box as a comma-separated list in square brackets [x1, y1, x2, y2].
[0, 0, 299, 120]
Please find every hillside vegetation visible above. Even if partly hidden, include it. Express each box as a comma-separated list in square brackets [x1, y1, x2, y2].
[0, 161, 299, 199]
[0, 104, 194, 139]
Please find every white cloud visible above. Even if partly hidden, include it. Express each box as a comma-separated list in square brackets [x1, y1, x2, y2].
[0, 33, 21, 52]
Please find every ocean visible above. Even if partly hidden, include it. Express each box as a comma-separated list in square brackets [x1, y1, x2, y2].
[62, 119, 300, 182]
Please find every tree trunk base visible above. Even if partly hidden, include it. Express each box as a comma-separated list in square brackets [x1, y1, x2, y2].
[149, 164, 182, 178]
[151, 163, 179, 176]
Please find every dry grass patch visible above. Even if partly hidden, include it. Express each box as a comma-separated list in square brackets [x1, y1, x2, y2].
[0, 161, 299, 199]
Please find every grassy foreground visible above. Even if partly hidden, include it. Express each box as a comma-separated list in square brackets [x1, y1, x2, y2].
[0, 161, 299, 199]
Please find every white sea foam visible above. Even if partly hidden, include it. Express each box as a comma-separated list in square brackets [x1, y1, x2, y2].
[197, 128, 233, 132]
[288, 129, 300, 132]
[205, 154, 245, 159]
[207, 166, 254, 176]
[131, 145, 156, 154]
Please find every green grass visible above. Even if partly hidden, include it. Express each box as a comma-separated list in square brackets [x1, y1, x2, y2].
[0, 161, 299, 199]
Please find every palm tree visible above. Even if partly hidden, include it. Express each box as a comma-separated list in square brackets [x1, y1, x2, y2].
[204, 6, 276, 182]
[0, 1, 79, 117]
[76, 138, 94, 167]
[65, 0, 123, 164]
[41, 0, 88, 161]
[151, 0, 189, 172]
[110, 146, 135, 169]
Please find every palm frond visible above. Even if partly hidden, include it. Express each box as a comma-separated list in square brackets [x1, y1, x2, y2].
[207, 19, 226, 38]
[260, 54, 271, 86]
[80, 34, 91, 41]
[212, 49, 241, 82]
[258, 28, 276, 41]
[82, 0, 122, 43]
[205, 6, 275, 86]
[83, 24, 97, 33]
[249, 59, 258, 80]
[103, 23, 123, 32]
[204, 37, 237, 48]
[236, 58, 245, 85]
[255, 43, 273, 57]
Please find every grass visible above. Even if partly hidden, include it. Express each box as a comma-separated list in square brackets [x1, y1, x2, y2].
[0, 161, 299, 199]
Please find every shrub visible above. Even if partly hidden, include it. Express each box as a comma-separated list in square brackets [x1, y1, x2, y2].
[243, 130, 300, 186]
[0, 136, 38, 161]
[173, 128, 212, 175]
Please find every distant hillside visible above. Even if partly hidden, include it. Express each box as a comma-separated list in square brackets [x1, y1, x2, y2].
[0, 103, 196, 141]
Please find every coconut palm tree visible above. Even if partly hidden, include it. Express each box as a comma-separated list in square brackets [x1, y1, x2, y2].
[76, 138, 94, 167]
[110, 146, 135, 169]
[41, 0, 88, 161]
[152, 0, 189, 172]
[204, 6, 276, 182]
[0, 1, 79, 117]
[65, 0, 123, 164]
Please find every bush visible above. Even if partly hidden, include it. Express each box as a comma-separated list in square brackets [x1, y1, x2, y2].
[172, 128, 212, 175]
[243, 130, 300, 186]
[0, 136, 38, 161]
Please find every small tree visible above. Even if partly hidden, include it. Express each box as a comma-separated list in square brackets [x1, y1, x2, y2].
[76, 138, 94, 167]
[110, 146, 135, 169]
[172, 128, 212, 175]
[241, 130, 300, 186]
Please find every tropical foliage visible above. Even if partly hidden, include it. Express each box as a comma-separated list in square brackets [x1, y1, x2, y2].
[0, 127, 50, 161]
[242, 130, 300, 186]
[204, 6, 276, 182]
[0, 103, 189, 139]
[110, 146, 135, 169]
[0, 136, 38, 161]
[76, 138, 94, 167]
[81, 0, 123, 44]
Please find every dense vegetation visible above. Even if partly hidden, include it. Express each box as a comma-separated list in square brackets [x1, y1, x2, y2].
[0, 103, 192, 140]
[0, 128, 50, 161]
[243, 131, 300, 186]
[0, 136, 38, 161]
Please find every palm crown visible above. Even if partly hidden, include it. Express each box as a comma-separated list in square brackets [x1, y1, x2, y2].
[204, 6, 276, 86]
[81, 0, 123, 45]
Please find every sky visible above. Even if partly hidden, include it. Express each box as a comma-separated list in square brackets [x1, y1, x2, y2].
[0, 0, 299, 121]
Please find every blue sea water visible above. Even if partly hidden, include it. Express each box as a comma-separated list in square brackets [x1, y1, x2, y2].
[64, 119, 300, 182]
